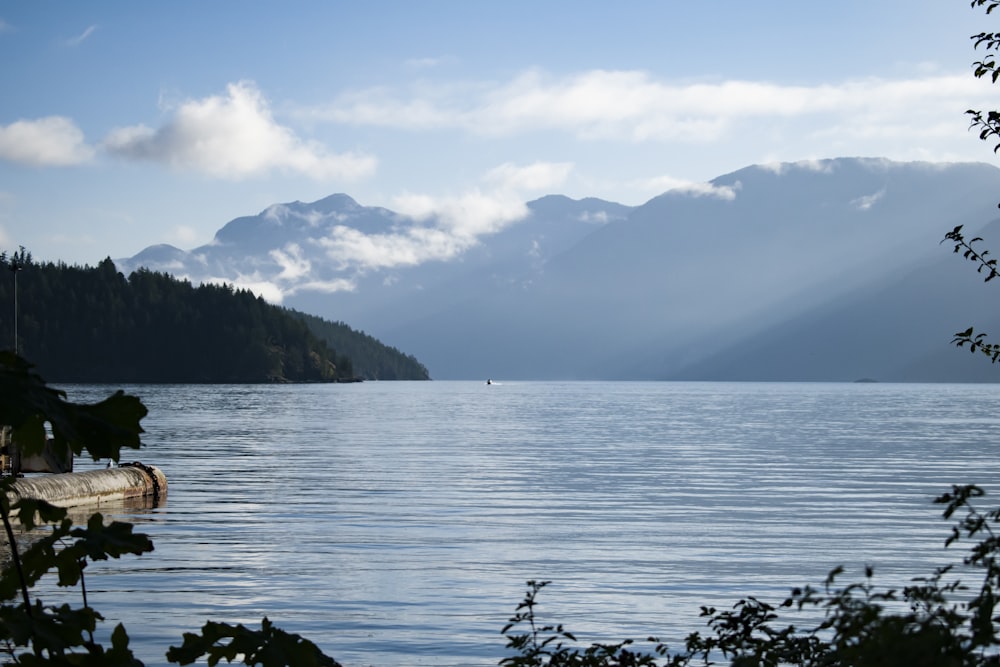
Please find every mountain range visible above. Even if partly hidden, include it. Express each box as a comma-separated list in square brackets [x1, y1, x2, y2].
[116, 157, 1000, 381]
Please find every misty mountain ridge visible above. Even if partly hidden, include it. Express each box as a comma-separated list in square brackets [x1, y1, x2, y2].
[116, 157, 1000, 381]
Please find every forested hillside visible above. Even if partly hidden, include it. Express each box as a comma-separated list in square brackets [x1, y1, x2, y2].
[0, 251, 429, 382]
[294, 311, 429, 381]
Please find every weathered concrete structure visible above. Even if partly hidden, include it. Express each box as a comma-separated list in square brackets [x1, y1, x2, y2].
[1, 427, 74, 475]
[8, 463, 167, 509]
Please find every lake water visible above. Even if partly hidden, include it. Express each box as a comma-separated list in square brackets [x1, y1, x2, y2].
[41, 381, 1000, 666]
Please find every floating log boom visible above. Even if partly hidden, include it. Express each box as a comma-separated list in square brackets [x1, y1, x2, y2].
[7, 463, 167, 509]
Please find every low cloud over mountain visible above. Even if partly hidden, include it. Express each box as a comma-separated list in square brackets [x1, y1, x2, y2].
[117, 158, 1000, 381]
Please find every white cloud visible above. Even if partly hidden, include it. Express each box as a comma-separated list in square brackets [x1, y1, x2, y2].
[313, 85, 458, 129]
[311, 187, 529, 272]
[168, 225, 201, 247]
[204, 274, 288, 304]
[265, 203, 345, 227]
[150, 259, 188, 273]
[0, 116, 95, 166]
[307, 161, 568, 272]
[312, 69, 993, 150]
[103, 81, 377, 181]
[635, 174, 740, 200]
[315, 223, 469, 270]
[674, 181, 740, 200]
[484, 161, 573, 192]
[758, 159, 837, 175]
[214, 265, 356, 303]
[405, 56, 455, 69]
[288, 277, 356, 295]
[577, 211, 608, 224]
[852, 188, 886, 211]
[66, 25, 97, 47]
[270, 243, 312, 281]
[233, 280, 286, 304]
[797, 159, 839, 173]
[392, 189, 529, 236]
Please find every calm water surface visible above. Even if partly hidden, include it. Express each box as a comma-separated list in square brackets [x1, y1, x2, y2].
[47, 381, 1000, 666]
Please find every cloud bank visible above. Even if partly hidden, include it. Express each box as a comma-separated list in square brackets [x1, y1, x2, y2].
[635, 174, 741, 201]
[309, 161, 567, 273]
[103, 81, 376, 181]
[0, 116, 95, 166]
[313, 69, 991, 148]
[4, 70, 988, 183]
[310, 190, 526, 272]
[485, 161, 574, 191]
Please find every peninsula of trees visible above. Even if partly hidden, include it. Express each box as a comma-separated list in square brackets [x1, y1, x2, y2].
[0, 251, 429, 383]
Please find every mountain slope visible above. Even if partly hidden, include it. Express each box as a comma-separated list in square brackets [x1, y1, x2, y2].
[117, 158, 1000, 381]
[670, 217, 1000, 382]
[370, 158, 1000, 379]
[534, 158, 1000, 379]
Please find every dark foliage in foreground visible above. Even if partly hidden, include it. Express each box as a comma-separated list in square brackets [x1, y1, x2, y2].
[0, 351, 342, 665]
[500, 485, 1000, 666]
[6, 349, 1000, 666]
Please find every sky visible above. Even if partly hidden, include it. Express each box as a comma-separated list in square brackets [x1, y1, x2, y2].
[1, 1, 999, 268]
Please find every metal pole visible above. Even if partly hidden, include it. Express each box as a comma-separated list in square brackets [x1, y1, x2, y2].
[8, 256, 21, 354]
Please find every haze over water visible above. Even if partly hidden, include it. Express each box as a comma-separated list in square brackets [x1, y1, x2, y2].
[51, 381, 1000, 666]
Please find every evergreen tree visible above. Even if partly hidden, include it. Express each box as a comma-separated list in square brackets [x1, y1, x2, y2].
[0, 257, 428, 383]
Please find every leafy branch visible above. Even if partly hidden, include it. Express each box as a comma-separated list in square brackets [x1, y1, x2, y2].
[942, 226, 1000, 361]
[970, 1, 1000, 152]
[166, 618, 341, 667]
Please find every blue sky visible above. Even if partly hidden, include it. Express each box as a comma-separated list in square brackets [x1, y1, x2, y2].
[1, 1, 997, 267]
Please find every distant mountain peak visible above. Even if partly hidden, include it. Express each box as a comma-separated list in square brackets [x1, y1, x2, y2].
[113, 158, 1000, 381]
[124, 243, 189, 270]
[526, 193, 630, 220]
[296, 193, 362, 213]
[261, 193, 362, 222]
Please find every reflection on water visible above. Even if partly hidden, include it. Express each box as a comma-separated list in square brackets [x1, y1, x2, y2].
[47, 381, 1000, 667]
[60, 491, 165, 524]
[3, 486, 165, 567]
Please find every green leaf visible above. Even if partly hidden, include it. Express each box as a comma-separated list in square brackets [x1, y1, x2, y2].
[0, 352, 147, 463]
[13, 497, 68, 532]
[68, 513, 154, 562]
[166, 618, 340, 667]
